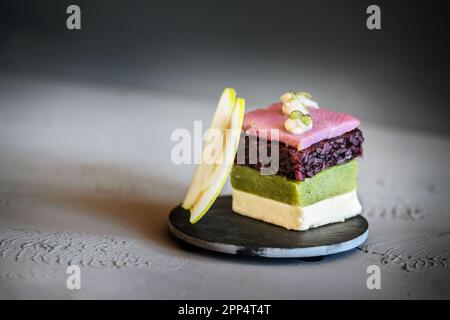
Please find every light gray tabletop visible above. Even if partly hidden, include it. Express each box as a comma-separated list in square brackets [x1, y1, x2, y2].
[0, 76, 449, 299]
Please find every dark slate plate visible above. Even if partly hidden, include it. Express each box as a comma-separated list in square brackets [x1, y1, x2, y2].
[168, 196, 369, 258]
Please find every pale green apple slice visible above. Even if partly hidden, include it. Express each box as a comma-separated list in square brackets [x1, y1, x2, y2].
[189, 98, 245, 223]
[182, 88, 236, 210]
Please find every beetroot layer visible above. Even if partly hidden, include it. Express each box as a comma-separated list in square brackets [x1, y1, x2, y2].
[235, 128, 364, 181]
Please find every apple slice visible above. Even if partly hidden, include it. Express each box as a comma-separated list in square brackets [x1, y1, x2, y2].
[182, 93, 245, 223]
[183, 96, 245, 224]
[182, 88, 236, 210]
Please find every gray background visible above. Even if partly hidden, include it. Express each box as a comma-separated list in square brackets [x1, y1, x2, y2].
[1, 0, 450, 135]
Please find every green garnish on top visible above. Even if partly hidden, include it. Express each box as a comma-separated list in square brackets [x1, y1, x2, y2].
[289, 110, 312, 126]
[289, 110, 303, 120]
[300, 114, 312, 126]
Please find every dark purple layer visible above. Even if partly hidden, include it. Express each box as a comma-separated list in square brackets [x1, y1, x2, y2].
[235, 128, 364, 180]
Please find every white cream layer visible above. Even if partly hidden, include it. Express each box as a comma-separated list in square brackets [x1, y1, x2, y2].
[232, 189, 362, 231]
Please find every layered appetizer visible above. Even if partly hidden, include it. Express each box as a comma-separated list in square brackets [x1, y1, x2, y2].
[231, 91, 364, 230]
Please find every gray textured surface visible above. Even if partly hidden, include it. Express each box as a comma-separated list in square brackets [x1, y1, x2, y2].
[0, 76, 449, 299]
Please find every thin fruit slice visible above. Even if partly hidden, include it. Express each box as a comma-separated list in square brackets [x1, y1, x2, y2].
[189, 97, 245, 223]
[182, 88, 236, 210]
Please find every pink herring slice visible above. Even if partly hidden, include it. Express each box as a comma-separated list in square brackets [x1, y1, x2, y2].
[242, 102, 360, 150]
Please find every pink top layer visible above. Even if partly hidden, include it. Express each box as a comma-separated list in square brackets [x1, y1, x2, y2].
[242, 103, 360, 150]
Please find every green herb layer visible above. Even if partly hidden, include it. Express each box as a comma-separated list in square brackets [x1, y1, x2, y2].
[231, 160, 358, 207]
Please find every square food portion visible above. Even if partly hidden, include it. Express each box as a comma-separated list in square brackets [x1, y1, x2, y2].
[231, 95, 364, 231]
[231, 159, 359, 207]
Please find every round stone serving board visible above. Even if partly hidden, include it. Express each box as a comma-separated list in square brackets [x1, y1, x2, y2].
[168, 196, 369, 258]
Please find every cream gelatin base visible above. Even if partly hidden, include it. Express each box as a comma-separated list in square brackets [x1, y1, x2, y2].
[232, 189, 362, 231]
